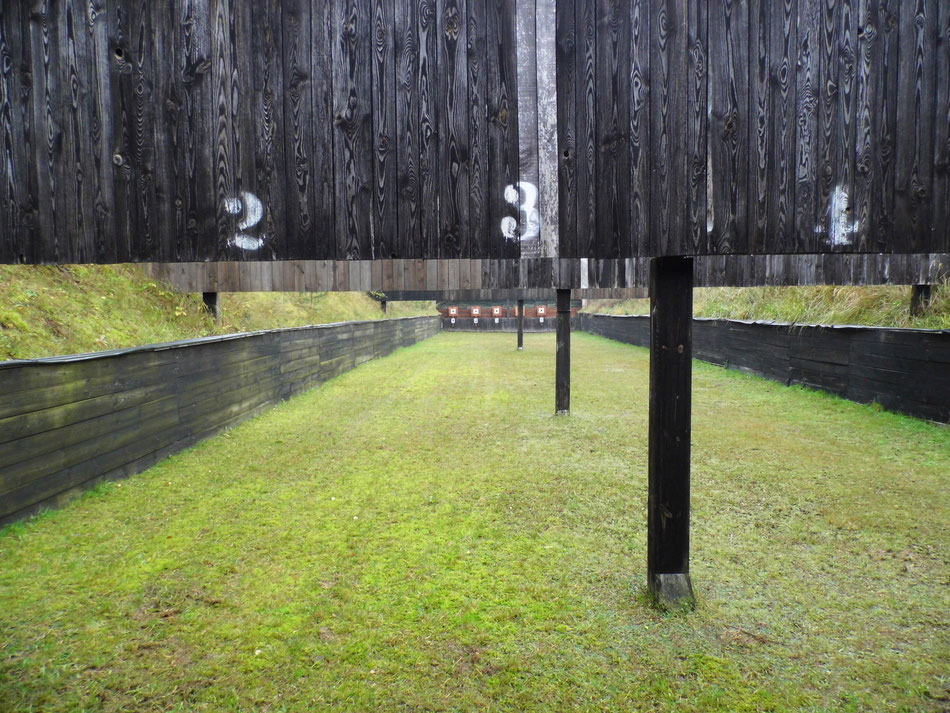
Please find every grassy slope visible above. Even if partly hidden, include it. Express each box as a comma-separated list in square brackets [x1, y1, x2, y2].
[0, 265, 436, 360]
[1, 333, 946, 712]
[586, 284, 950, 329]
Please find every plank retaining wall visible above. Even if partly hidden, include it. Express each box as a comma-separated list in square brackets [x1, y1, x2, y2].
[579, 314, 950, 424]
[0, 317, 440, 526]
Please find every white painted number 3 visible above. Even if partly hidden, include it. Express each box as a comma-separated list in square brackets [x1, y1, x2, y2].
[501, 182, 540, 242]
[224, 192, 265, 251]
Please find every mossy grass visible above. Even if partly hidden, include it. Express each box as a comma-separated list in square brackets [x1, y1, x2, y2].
[587, 283, 950, 329]
[1, 333, 947, 711]
[0, 264, 435, 360]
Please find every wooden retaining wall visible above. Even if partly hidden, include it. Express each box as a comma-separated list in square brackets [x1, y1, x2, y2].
[0, 317, 440, 527]
[579, 314, 950, 424]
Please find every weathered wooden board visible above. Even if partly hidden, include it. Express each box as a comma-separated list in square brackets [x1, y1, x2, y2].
[557, 0, 950, 257]
[147, 252, 950, 292]
[0, 0, 521, 264]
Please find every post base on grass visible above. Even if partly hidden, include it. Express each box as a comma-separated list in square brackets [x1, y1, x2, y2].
[649, 573, 695, 610]
[555, 409, 569, 416]
[518, 346, 523, 351]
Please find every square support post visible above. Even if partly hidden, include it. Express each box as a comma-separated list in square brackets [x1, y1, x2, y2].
[910, 284, 932, 317]
[647, 257, 695, 607]
[555, 289, 571, 414]
[202, 291, 220, 320]
[517, 299, 525, 350]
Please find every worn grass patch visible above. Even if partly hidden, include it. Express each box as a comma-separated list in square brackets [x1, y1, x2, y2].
[1, 333, 947, 712]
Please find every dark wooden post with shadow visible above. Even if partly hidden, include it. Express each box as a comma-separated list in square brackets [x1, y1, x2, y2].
[648, 257, 695, 607]
[202, 292, 220, 320]
[555, 289, 571, 414]
[910, 285, 932, 317]
[517, 299, 525, 350]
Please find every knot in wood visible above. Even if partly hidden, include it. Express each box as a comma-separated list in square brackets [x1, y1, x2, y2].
[442, 6, 460, 40]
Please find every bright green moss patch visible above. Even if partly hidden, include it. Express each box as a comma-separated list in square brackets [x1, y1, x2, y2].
[1, 333, 947, 712]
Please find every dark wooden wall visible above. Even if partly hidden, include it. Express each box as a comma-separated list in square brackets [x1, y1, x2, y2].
[146, 252, 950, 292]
[0, 316, 439, 526]
[580, 313, 950, 423]
[0, 0, 520, 264]
[556, 0, 950, 258]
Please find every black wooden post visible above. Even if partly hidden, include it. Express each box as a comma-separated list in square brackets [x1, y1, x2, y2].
[647, 256, 695, 607]
[910, 284, 932, 317]
[555, 289, 571, 414]
[202, 292, 220, 320]
[517, 299, 525, 350]
[381, 300, 388, 314]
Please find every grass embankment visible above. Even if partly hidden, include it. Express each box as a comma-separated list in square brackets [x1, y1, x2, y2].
[0, 265, 436, 360]
[2, 333, 947, 712]
[587, 284, 950, 329]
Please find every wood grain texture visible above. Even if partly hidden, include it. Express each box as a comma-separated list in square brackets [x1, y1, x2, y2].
[439, 0, 471, 259]
[935, 0, 950, 250]
[894, 0, 936, 251]
[371, 0, 397, 259]
[594, 0, 629, 259]
[554, 0, 576, 257]
[4, 1, 950, 268]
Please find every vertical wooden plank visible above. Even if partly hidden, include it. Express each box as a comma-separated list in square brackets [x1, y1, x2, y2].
[439, 0, 471, 258]
[418, 0, 441, 258]
[211, 0, 236, 258]
[833, 0, 858, 252]
[554, 0, 576, 258]
[0, 2, 35, 262]
[128, 0, 156, 261]
[594, 0, 630, 259]
[174, 0, 213, 262]
[66, 0, 100, 261]
[650, 0, 687, 256]
[515, 0, 539, 257]
[575, 0, 595, 257]
[894, 0, 936, 252]
[707, 0, 748, 254]
[314, 0, 336, 259]
[768, 0, 798, 253]
[852, 0, 876, 251]
[468, 0, 489, 259]
[748, 0, 770, 252]
[685, 0, 705, 254]
[231, 1, 257, 261]
[282, 0, 314, 257]
[371, 0, 397, 259]
[935, 0, 950, 250]
[332, 0, 374, 260]
[150, 1, 179, 262]
[248, 0, 286, 260]
[535, 0, 558, 258]
[815, 0, 840, 248]
[794, 0, 820, 252]
[647, 255, 694, 607]
[29, 0, 62, 262]
[395, 0, 420, 258]
[871, 0, 899, 251]
[516, 297, 524, 348]
[555, 288, 570, 413]
[487, 0, 519, 259]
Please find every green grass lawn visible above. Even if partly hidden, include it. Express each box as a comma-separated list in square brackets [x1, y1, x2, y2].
[1, 332, 947, 712]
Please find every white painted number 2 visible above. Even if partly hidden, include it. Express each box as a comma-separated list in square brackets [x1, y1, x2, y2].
[224, 192, 265, 251]
[501, 182, 540, 242]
